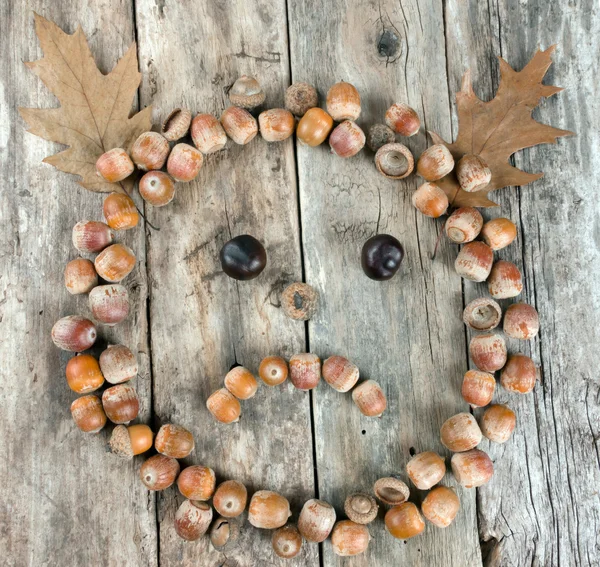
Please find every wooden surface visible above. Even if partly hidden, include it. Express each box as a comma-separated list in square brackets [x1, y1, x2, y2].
[1, 1, 598, 566]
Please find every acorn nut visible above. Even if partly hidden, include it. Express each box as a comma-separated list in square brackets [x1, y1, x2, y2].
[326, 81, 361, 121]
[248, 490, 291, 530]
[289, 353, 321, 390]
[298, 499, 336, 542]
[406, 451, 446, 490]
[155, 424, 194, 458]
[64, 258, 98, 295]
[440, 412, 482, 452]
[174, 500, 213, 541]
[421, 486, 460, 528]
[352, 380, 387, 417]
[385, 103, 420, 137]
[503, 303, 539, 340]
[131, 131, 170, 171]
[140, 454, 180, 491]
[331, 520, 371, 556]
[417, 144, 454, 181]
[272, 524, 303, 559]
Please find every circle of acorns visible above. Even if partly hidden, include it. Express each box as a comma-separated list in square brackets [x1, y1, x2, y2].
[53, 75, 540, 558]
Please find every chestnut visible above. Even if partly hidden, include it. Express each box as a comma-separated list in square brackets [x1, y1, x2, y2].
[361, 234, 404, 280]
[220, 235, 267, 280]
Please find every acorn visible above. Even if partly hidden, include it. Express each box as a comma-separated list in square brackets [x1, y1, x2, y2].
[481, 217, 517, 250]
[210, 516, 241, 552]
[191, 113, 228, 153]
[155, 424, 194, 458]
[352, 380, 387, 417]
[327, 82, 361, 121]
[375, 143, 414, 179]
[110, 424, 154, 458]
[72, 221, 113, 253]
[248, 490, 291, 530]
[70, 395, 106, 433]
[174, 500, 213, 541]
[445, 207, 483, 244]
[412, 182, 449, 218]
[488, 260, 523, 299]
[296, 108, 334, 146]
[94, 243, 136, 283]
[455, 241, 494, 282]
[51, 316, 97, 352]
[385, 503, 425, 540]
[481, 404, 516, 443]
[329, 121, 365, 158]
[503, 303, 539, 340]
[166, 143, 203, 182]
[373, 477, 409, 506]
[213, 480, 248, 518]
[103, 192, 139, 230]
[102, 384, 139, 424]
[229, 75, 265, 108]
[258, 108, 295, 142]
[88, 284, 129, 326]
[258, 356, 288, 386]
[285, 82, 318, 117]
[451, 449, 494, 488]
[462, 297, 502, 331]
[140, 454, 180, 491]
[220, 106, 258, 145]
[500, 354, 537, 394]
[64, 258, 98, 295]
[130, 131, 170, 171]
[385, 103, 420, 137]
[65, 353, 104, 393]
[456, 154, 492, 192]
[99, 344, 138, 384]
[406, 451, 446, 490]
[224, 366, 259, 400]
[177, 465, 216, 500]
[161, 108, 192, 142]
[207, 388, 241, 423]
[96, 148, 135, 183]
[469, 333, 507, 372]
[461, 370, 496, 408]
[139, 171, 176, 207]
[344, 493, 378, 524]
[322, 356, 359, 392]
[331, 520, 370, 556]
[298, 499, 336, 542]
[272, 524, 303, 559]
[367, 124, 396, 152]
[421, 486, 460, 528]
[220, 235, 267, 280]
[440, 412, 482, 452]
[417, 144, 455, 181]
[289, 353, 321, 390]
[281, 282, 319, 321]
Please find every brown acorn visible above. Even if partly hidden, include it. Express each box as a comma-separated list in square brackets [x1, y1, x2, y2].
[65, 353, 104, 393]
[210, 516, 241, 552]
[481, 404, 516, 443]
[51, 316, 97, 352]
[130, 131, 170, 171]
[224, 366, 258, 400]
[456, 154, 492, 192]
[191, 113, 228, 154]
[272, 524, 303, 559]
[469, 333, 507, 372]
[503, 303, 540, 340]
[421, 486, 460, 528]
[103, 192, 139, 231]
[500, 354, 537, 394]
[417, 144, 454, 181]
[326, 81, 361, 121]
[102, 384, 139, 424]
[140, 454, 180, 491]
[322, 356, 360, 392]
[70, 395, 106, 433]
[213, 480, 248, 518]
[289, 353, 321, 390]
[258, 356, 288, 386]
[207, 388, 241, 423]
[344, 493, 378, 525]
[451, 449, 494, 488]
[367, 124, 396, 152]
[481, 217, 518, 250]
[94, 243, 135, 283]
[220, 106, 258, 145]
[177, 465, 216, 501]
[229, 75, 265, 109]
[88, 284, 129, 326]
[385, 103, 420, 137]
[248, 490, 291, 530]
[109, 424, 154, 458]
[296, 108, 334, 147]
[166, 143, 203, 182]
[64, 258, 98, 295]
[406, 451, 446, 490]
[174, 500, 213, 541]
[155, 424, 194, 458]
[412, 182, 449, 218]
[461, 370, 496, 408]
[258, 108, 295, 142]
[99, 344, 138, 384]
[440, 412, 482, 452]
[455, 241, 494, 282]
[139, 171, 176, 207]
[96, 148, 135, 183]
[329, 121, 366, 158]
[488, 260, 523, 299]
[331, 520, 371, 556]
[298, 499, 336, 542]
[385, 503, 425, 540]
[445, 207, 483, 244]
[352, 380, 387, 417]
[72, 221, 113, 254]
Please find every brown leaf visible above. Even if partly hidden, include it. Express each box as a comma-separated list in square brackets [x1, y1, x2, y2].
[18, 13, 152, 193]
[431, 46, 574, 207]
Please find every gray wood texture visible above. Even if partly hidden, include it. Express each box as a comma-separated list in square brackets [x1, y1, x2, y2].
[1, 0, 597, 566]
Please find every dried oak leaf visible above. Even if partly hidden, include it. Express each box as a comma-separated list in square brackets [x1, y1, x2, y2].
[19, 13, 152, 193]
[431, 46, 574, 208]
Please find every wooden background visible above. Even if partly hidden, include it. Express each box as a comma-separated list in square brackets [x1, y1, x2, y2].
[1, 0, 598, 565]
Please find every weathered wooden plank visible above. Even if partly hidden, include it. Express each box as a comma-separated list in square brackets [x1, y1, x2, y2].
[444, 1, 600, 565]
[134, 1, 318, 565]
[0, 2, 156, 566]
[288, 1, 481, 565]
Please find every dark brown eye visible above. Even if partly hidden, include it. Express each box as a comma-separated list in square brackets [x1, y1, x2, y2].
[361, 234, 404, 280]
[219, 235, 267, 280]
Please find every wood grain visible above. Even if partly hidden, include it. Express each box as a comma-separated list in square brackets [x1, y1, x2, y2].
[444, 1, 600, 565]
[287, 0, 481, 565]
[0, 1, 156, 566]
[134, 1, 317, 565]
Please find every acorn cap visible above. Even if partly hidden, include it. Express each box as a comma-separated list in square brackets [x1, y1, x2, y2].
[373, 476, 410, 506]
[161, 108, 192, 142]
[229, 76, 266, 109]
[109, 424, 133, 459]
[344, 493, 378, 524]
[375, 143, 414, 179]
[210, 516, 240, 551]
[281, 282, 319, 321]
[462, 297, 502, 331]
